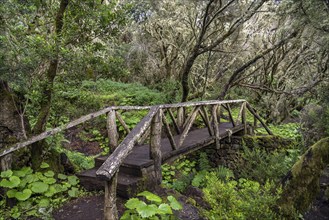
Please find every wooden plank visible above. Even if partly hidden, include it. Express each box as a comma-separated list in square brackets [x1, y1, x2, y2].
[246, 103, 273, 135]
[115, 111, 131, 134]
[96, 106, 160, 180]
[161, 111, 177, 150]
[150, 110, 162, 184]
[167, 108, 181, 134]
[178, 106, 201, 148]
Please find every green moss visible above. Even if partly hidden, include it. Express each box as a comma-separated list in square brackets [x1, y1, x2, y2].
[279, 137, 329, 217]
[242, 135, 294, 151]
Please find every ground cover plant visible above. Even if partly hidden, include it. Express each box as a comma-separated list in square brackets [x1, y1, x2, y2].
[0, 163, 84, 219]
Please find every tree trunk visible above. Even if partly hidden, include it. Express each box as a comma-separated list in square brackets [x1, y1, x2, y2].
[0, 80, 27, 171]
[278, 137, 329, 217]
[31, 0, 69, 170]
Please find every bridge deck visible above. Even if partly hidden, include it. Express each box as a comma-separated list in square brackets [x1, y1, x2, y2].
[96, 122, 244, 170]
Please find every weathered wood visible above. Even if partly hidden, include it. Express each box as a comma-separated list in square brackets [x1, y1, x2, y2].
[178, 106, 201, 148]
[150, 110, 162, 184]
[246, 102, 273, 135]
[107, 110, 118, 152]
[167, 108, 181, 134]
[104, 172, 119, 220]
[241, 102, 247, 134]
[115, 111, 131, 134]
[225, 104, 236, 127]
[96, 106, 160, 180]
[212, 105, 220, 149]
[177, 107, 185, 129]
[137, 126, 151, 145]
[161, 111, 177, 150]
[236, 103, 245, 124]
[0, 154, 12, 171]
[200, 105, 213, 136]
[0, 100, 246, 158]
[183, 106, 199, 129]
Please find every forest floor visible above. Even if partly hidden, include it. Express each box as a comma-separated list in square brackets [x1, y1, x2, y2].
[52, 128, 329, 219]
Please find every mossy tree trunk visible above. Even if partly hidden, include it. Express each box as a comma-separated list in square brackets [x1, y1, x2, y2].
[31, 0, 69, 170]
[278, 137, 329, 217]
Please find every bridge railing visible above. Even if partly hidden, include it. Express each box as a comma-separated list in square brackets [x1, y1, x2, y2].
[96, 99, 272, 219]
[0, 99, 272, 220]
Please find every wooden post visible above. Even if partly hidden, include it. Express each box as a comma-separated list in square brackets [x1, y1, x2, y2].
[241, 102, 247, 134]
[104, 172, 119, 220]
[212, 105, 220, 149]
[177, 107, 184, 130]
[104, 110, 119, 220]
[107, 110, 118, 153]
[150, 110, 162, 184]
[0, 153, 12, 171]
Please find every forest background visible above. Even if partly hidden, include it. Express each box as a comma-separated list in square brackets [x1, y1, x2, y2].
[0, 0, 329, 219]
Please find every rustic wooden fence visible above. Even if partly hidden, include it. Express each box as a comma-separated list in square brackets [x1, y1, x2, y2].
[0, 99, 272, 219]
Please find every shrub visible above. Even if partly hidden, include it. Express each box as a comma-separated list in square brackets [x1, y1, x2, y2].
[202, 173, 282, 220]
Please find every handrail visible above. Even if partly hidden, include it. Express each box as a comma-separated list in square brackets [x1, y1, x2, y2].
[96, 106, 160, 180]
[0, 105, 152, 158]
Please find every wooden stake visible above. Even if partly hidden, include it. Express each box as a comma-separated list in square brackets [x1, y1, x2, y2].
[150, 110, 162, 184]
[241, 102, 247, 134]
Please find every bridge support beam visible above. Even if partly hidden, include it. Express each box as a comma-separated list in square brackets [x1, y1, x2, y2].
[150, 110, 162, 184]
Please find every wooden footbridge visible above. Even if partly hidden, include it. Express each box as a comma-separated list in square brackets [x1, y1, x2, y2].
[0, 99, 272, 220]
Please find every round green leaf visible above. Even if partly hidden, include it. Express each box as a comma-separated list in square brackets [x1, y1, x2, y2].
[25, 174, 38, 183]
[30, 181, 49, 193]
[57, 173, 67, 180]
[158, 203, 173, 215]
[6, 189, 18, 198]
[43, 177, 56, 185]
[13, 167, 32, 177]
[136, 204, 158, 218]
[44, 171, 55, 177]
[68, 187, 79, 197]
[167, 196, 182, 210]
[40, 162, 50, 169]
[0, 176, 20, 188]
[1, 170, 13, 178]
[15, 189, 32, 201]
[125, 198, 146, 210]
[67, 176, 79, 186]
[45, 185, 58, 197]
[137, 191, 162, 203]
